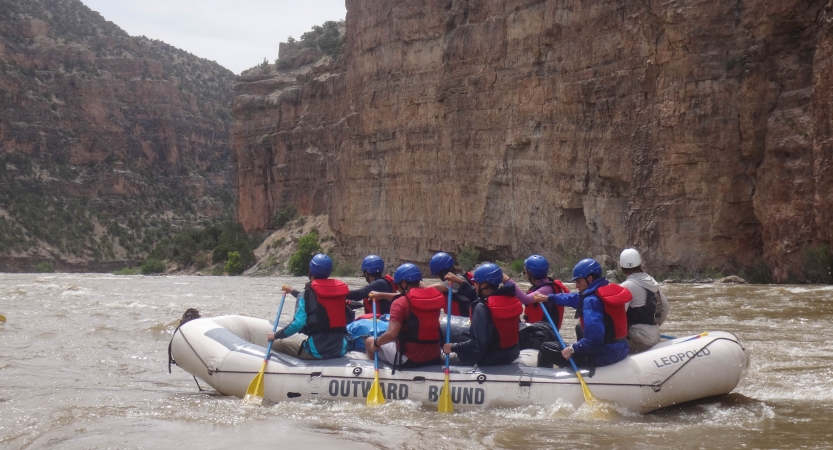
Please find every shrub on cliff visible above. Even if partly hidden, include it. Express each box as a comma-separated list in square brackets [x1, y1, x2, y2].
[288, 230, 323, 276]
[458, 245, 480, 272]
[34, 262, 56, 273]
[140, 259, 166, 274]
[801, 244, 833, 284]
[282, 20, 345, 58]
[224, 251, 244, 275]
[146, 221, 258, 271]
[508, 259, 525, 277]
[271, 205, 298, 229]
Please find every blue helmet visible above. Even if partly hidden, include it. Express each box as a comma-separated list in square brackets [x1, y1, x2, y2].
[473, 263, 503, 286]
[571, 258, 602, 281]
[429, 252, 454, 275]
[393, 263, 422, 284]
[309, 254, 333, 279]
[361, 255, 384, 274]
[524, 255, 549, 279]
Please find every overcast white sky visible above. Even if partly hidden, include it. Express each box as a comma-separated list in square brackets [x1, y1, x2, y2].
[80, 0, 347, 74]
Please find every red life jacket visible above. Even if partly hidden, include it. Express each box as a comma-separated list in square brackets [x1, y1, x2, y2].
[361, 274, 398, 312]
[485, 294, 523, 349]
[578, 283, 631, 343]
[398, 287, 445, 353]
[523, 279, 568, 328]
[304, 279, 349, 334]
[463, 271, 474, 284]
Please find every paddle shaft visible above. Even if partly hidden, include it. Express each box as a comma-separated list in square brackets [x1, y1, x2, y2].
[372, 299, 379, 371]
[445, 285, 452, 371]
[437, 280, 455, 413]
[263, 293, 288, 362]
[539, 301, 583, 375]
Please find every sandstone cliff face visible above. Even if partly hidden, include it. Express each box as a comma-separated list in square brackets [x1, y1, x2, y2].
[234, 0, 833, 281]
[0, 0, 235, 267]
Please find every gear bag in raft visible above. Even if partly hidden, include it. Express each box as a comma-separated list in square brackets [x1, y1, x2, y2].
[485, 295, 523, 350]
[523, 278, 568, 328]
[518, 321, 557, 350]
[577, 283, 631, 343]
[304, 279, 350, 334]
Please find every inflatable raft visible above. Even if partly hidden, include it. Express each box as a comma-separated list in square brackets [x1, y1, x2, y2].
[169, 315, 749, 413]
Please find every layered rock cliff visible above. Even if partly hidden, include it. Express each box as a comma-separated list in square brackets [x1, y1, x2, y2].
[233, 0, 833, 281]
[0, 0, 235, 268]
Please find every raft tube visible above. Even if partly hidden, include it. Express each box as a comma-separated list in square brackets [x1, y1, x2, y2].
[169, 315, 749, 413]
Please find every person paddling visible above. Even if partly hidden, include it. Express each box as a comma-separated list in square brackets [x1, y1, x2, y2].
[364, 263, 444, 369]
[346, 255, 396, 320]
[427, 252, 477, 316]
[503, 255, 569, 328]
[267, 254, 351, 360]
[443, 263, 523, 366]
[533, 258, 631, 369]
[619, 248, 671, 353]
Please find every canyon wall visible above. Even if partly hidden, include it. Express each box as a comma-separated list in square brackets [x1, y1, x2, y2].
[0, 0, 235, 268]
[233, 0, 833, 281]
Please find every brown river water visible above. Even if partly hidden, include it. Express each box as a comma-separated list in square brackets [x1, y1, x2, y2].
[1, 273, 832, 449]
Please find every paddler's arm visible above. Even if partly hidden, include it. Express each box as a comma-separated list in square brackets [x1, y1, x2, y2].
[364, 320, 401, 354]
[268, 285, 310, 341]
[347, 278, 389, 301]
[572, 297, 604, 354]
[444, 303, 490, 362]
[368, 291, 396, 301]
[268, 296, 307, 340]
[533, 291, 580, 308]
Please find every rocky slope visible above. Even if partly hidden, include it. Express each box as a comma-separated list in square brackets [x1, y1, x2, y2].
[234, 0, 833, 282]
[0, 0, 235, 270]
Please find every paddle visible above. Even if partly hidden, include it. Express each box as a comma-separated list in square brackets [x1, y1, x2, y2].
[540, 304, 596, 405]
[0, 314, 6, 323]
[680, 331, 708, 343]
[438, 285, 454, 413]
[366, 297, 385, 406]
[660, 334, 677, 340]
[243, 293, 287, 405]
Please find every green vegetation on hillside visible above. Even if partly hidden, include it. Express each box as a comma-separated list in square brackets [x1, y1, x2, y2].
[0, 0, 236, 263]
[276, 20, 345, 69]
[144, 221, 262, 274]
[271, 205, 298, 229]
[288, 230, 323, 276]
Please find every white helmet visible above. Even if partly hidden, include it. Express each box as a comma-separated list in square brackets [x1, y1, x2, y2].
[619, 248, 642, 268]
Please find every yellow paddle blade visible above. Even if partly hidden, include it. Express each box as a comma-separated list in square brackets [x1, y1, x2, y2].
[366, 371, 385, 406]
[575, 371, 594, 403]
[243, 361, 268, 405]
[438, 375, 453, 413]
[573, 371, 618, 419]
[0, 314, 6, 323]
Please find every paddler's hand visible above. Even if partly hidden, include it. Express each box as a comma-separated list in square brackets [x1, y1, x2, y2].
[502, 273, 510, 283]
[267, 332, 276, 342]
[443, 273, 464, 284]
[443, 343, 453, 355]
[533, 293, 549, 303]
[561, 344, 575, 360]
[280, 285, 293, 294]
